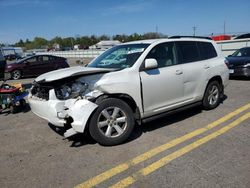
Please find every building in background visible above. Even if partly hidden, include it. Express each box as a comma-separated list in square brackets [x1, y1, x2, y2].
[211, 35, 231, 41]
[90, 40, 121, 49]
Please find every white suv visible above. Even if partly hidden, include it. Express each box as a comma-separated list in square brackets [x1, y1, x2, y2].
[28, 37, 229, 145]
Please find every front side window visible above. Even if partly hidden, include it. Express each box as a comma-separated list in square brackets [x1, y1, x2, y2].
[146, 42, 177, 68]
[176, 41, 200, 63]
[88, 44, 149, 69]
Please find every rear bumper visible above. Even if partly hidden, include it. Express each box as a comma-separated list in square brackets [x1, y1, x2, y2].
[28, 89, 98, 135]
[4, 72, 11, 80]
[229, 67, 250, 77]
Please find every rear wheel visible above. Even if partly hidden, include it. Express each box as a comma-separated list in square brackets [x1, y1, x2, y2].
[203, 81, 221, 110]
[89, 98, 135, 146]
[12, 70, 22, 80]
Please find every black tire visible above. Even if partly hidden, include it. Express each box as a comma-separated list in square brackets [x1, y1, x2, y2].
[10, 105, 18, 114]
[89, 98, 135, 146]
[20, 99, 26, 111]
[12, 70, 22, 80]
[20, 99, 26, 106]
[202, 81, 221, 110]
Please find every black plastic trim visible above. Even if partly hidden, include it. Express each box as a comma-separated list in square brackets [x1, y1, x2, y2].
[142, 101, 202, 123]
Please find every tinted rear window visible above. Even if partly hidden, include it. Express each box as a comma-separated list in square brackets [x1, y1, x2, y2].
[197, 42, 217, 60]
[176, 41, 200, 63]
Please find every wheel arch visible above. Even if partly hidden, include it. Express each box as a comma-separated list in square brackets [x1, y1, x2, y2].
[208, 75, 223, 85]
[202, 75, 224, 111]
[203, 75, 223, 97]
[210, 75, 223, 92]
[94, 93, 141, 122]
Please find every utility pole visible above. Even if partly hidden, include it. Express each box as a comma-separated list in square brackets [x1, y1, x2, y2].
[193, 26, 197, 36]
[223, 21, 226, 35]
[156, 25, 158, 34]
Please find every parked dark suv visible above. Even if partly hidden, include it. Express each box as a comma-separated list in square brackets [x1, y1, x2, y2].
[5, 55, 69, 80]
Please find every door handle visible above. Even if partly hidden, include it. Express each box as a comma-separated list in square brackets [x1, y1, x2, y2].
[204, 65, 210, 69]
[175, 70, 183, 75]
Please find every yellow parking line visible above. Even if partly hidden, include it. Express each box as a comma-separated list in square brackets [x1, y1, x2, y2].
[110, 112, 250, 188]
[75, 103, 250, 188]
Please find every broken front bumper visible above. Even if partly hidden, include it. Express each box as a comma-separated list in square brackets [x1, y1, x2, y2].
[28, 89, 98, 137]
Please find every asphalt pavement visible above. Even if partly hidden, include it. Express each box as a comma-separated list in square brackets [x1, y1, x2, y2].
[0, 78, 249, 188]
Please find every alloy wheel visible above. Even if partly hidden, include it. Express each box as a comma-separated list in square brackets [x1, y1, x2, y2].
[12, 70, 21, 80]
[208, 85, 219, 106]
[97, 107, 127, 138]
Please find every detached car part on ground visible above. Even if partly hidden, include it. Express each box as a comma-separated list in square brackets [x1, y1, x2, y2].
[0, 82, 28, 113]
[29, 37, 229, 146]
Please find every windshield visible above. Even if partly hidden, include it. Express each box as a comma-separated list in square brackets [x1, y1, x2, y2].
[88, 44, 150, 69]
[231, 48, 250, 57]
[16, 56, 32, 63]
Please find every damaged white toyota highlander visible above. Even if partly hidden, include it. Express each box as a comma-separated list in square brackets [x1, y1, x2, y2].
[28, 37, 229, 145]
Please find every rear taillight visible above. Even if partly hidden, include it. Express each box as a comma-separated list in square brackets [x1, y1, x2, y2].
[224, 59, 229, 68]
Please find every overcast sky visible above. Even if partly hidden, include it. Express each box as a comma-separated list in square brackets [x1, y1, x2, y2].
[0, 0, 250, 44]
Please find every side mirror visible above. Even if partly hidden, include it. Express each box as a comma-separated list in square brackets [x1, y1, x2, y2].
[144, 58, 158, 70]
[228, 55, 232, 57]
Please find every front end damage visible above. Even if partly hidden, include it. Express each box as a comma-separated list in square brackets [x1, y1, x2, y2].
[61, 98, 98, 137]
[28, 67, 115, 138]
[28, 85, 99, 138]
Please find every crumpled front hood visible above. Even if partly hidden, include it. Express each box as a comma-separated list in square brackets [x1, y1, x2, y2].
[35, 66, 114, 82]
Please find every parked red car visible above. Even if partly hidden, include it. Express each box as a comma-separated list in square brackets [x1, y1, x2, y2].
[5, 55, 69, 80]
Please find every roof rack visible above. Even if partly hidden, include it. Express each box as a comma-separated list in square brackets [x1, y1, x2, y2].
[169, 36, 212, 40]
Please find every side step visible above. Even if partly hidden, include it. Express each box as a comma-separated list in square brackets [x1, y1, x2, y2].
[64, 128, 78, 138]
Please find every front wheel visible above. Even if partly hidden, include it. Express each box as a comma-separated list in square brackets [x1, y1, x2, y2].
[89, 98, 135, 146]
[203, 81, 222, 110]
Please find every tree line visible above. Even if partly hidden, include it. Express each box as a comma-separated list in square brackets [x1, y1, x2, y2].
[13, 32, 167, 50]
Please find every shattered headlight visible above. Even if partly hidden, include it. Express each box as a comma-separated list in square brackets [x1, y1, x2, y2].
[55, 81, 89, 100]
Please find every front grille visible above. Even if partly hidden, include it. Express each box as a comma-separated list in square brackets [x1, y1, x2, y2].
[31, 83, 53, 100]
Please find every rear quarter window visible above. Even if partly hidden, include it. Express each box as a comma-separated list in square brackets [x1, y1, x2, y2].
[197, 42, 217, 60]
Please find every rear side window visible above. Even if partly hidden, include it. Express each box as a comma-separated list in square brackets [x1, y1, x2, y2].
[176, 41, 200, 63]
[43, 56, 49, 61]
[49, 56, 55, 61]
[197, 42, 217, 60]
